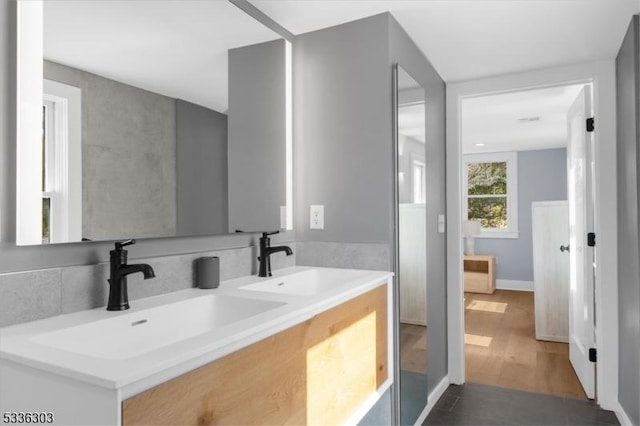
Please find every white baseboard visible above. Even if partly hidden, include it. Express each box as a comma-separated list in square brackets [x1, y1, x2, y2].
[613, 401, 635, 426]
[535, 334, 569, 343]
[496, 279, 534, 291]
[414, 375, 450, 426]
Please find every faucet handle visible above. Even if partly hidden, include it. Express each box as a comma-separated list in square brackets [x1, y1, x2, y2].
[115, 239, 136, 251]
[261, 230, 280, 238]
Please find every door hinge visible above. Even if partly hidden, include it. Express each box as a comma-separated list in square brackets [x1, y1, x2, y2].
[586, 117, 595, 132]
[589, 348, 597, 363]
[587, 232, 596, 247]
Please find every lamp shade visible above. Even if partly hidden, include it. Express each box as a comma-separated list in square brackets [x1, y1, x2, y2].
[463, 220, 482, 237]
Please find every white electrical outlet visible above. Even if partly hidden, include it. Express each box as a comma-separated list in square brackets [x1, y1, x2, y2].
[438, 214, 445, 233]
[310, 205, 324, 229]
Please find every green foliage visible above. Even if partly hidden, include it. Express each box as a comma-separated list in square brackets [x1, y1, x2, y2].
[467, 162, 506, 195]
[467, 162, 508, 228]
[468, 197, 507, 228]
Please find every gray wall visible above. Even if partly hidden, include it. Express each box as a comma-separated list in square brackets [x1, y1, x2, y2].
[44, 61, 177, 241]
[176, 99, 228, 236]
[474, 148, 568, 282]
[228, 39, 286, 233]
[293, 12, 447, 419]
[293, 15, 394, 423]
[0, 0, 293, 276]
[616, 14, 640, 425]
[294, 15, 391, 245]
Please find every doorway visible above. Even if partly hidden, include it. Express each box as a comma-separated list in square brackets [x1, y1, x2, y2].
[458, 83, 595, 399]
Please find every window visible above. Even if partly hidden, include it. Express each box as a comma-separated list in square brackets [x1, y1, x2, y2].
[41, 79, 82, 243]
[463, 152, 518, 238]
[412, 160, 425, 204]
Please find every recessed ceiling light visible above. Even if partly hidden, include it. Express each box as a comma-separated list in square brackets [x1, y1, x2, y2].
[517, 116, 541, 122]
[475, 143, 486, 147]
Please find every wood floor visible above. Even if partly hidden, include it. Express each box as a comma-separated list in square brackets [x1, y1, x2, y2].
[464, 290, 588, 400]
[400, 323, 427, 374]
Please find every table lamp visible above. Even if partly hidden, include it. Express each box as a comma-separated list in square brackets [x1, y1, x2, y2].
[463, 220, 482, 255]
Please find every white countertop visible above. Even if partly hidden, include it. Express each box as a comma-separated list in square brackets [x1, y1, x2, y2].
[0, 266, 393, 398]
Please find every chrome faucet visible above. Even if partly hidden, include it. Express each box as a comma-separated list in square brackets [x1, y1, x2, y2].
[107, 239, 155, 311]
[258, 231, 293, 277]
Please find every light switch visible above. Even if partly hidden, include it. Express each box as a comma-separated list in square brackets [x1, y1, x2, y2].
[310, 205, 324, 229]
[438, 214, 445, 233]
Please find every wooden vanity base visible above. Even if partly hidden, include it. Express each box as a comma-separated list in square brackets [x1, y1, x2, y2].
[122, 285, 388, 425]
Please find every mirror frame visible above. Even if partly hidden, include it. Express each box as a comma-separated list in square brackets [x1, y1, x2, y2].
[15, 0, 293, 246]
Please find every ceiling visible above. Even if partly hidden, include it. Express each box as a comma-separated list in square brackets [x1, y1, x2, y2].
[43, 1, 280, 112]
[252, 0, 639, 82]
[461, 84, 584, 154]
[250, 0, 637, 153]
[42, 1, 639, 117]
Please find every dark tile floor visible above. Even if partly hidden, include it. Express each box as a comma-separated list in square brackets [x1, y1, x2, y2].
[424, 383, 620, 426]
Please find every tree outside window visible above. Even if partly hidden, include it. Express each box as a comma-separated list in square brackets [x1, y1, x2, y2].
[464, 152, 518, 238]
[467, 161, 507, 228]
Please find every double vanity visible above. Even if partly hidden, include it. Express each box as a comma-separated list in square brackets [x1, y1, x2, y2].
[0, 266, 393, 425]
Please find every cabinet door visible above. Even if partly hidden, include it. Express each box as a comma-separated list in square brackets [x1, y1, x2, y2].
[122, 286, 388, 426]
[532, 201, 569, 342]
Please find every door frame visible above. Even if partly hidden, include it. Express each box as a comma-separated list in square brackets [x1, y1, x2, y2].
[445, 60, 618, 409]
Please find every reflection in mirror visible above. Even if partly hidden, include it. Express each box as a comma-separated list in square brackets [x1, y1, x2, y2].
[396, 65, 428, 424]
[17, 1, 290, 245]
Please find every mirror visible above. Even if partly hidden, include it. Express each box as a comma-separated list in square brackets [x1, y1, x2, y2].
[395, 65, 428, 424]
[16, 0, 291, 245]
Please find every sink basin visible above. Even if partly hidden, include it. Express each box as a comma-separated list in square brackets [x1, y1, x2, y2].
[240, 268, 371, 296]
[29, 294, 285, 360]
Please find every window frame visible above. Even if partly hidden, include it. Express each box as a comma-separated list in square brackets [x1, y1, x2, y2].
[463, 152, 518, 238]
[42, 79, 82, 243]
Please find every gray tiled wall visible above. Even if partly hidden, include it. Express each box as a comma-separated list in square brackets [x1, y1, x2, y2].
[0, 244, 296, 327]
[295, 241, 391, 271]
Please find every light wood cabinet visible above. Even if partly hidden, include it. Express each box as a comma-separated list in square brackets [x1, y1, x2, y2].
[463, 255, 496, 294]
[122, 285, 388, 425]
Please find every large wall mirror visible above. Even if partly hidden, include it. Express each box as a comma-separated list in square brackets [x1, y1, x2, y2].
[394, 64, 428, 424]
[16, 0, 292, 245]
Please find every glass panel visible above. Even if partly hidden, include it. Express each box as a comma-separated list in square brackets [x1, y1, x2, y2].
[468, 196, 508, 228]
[467, 161, 507, 195]
[396, 64, 428, 424]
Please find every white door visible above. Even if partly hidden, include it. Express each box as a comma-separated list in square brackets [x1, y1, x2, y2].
[532, 201, 570, 343]
[566, 86, 596, 399]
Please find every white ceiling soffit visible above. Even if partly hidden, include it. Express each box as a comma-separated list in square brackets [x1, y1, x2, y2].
[43, 1, 280, 112]
[461, 84, 584, 154]
[251, 0, 639, 82]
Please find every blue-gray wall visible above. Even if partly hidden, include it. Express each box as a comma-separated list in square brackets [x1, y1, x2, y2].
[176, 99, 228, 237]
[616, 14, 640, 426]
[474, 148, 567, 282]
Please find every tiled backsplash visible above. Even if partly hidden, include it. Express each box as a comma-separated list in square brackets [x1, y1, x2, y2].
[0, 241, 392, 328]
[295, 241, 391, 271]
[0, 244, 296, 327]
